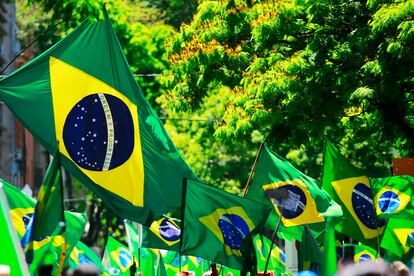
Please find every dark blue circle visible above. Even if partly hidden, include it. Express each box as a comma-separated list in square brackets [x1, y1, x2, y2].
[273, 184, 306, 219]
[158, 218, 180, 242]
[63, 93, 134, 171]
[358, 253, 372, 262]
[218, 214, 250, 250]
[78, 253, 93, 265]
[378, 191, 400, 213]
[118, 249, 132, 268]
[352, 183, 382, 229]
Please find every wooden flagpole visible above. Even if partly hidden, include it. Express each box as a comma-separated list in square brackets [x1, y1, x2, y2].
[243, 142, 264, 197]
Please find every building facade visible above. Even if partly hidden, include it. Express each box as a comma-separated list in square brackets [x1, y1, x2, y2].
[0, 1, 48, 193]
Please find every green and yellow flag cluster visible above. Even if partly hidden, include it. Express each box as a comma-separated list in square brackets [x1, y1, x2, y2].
[0, 5, 194, 224]
[181, 178, 271, 271]
[2, 178, 86, 275]
[246, 145, 341, 242]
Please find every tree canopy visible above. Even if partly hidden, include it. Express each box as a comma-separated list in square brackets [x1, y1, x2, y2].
[165, 0, 414, 180]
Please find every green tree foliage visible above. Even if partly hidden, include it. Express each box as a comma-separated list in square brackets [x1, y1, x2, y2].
[166, 0, 414, 178]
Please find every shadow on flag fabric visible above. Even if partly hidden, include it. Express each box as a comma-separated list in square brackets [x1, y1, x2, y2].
[381, 218, 414, 257]
[371, 176, 414, 218]
[69, 241, 104, 272]
[181, 179, 270, 271]
[103, 236, 133, 275]
[245, 145, 341, 239]
[0, 5, 194, 224]
[322, 140, 384, 244]
[0, 182, 30, 276]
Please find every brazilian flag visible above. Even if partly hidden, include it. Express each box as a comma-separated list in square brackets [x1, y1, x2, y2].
[341, 244, 378, 263]
[322, 140, 384, 244]
[1, 179, 36, 239]
[181, 179, 270, 271]
[142, 216, 181, 251]
[125, 217, 180, 253]
[69, 241, 104, 272]
[0, 6, 194, 224]
[246, 145, 340, 236]
[103, 236, 133, 275]
[254, 234, 286, 274]
[371, 176, 414, 218]
[0, 182, 30, 276]
[381, 218, 414, 257]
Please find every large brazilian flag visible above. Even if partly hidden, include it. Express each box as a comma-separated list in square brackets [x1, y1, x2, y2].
[0, 7, 194, 223]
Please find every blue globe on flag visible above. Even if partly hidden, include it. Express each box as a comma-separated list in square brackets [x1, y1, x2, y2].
[63, 93, 134, 171]
[118, 249, 132, 268]
[378, 191, 400, 213]
[218, 214, 250, 250]
[358, 253, 373, 263]
[158, 218, 180, 242]
[275, 184, 306, 219]
[352, 183, 381, 229]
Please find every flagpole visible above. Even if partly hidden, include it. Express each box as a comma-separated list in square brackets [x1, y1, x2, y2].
[179, 178, 188, 272]
[243, 142, 264, 197]
[373, 206, 384, 259]
[263, 207, 284, 275]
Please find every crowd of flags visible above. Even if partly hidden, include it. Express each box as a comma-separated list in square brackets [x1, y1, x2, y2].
[0, 4, 413, 276]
